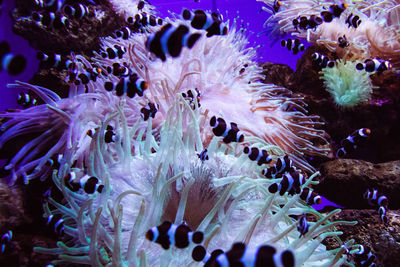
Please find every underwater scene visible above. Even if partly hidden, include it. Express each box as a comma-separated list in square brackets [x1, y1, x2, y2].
[0, 0, 399, 266]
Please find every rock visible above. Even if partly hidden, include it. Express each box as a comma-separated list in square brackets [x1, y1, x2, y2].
[323, 209, 400, 267]
[315, 159, 400, 209]
[259, 62, 295, 89]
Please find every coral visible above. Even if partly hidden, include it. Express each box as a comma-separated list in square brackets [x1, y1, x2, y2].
[319, 60, 375, 108]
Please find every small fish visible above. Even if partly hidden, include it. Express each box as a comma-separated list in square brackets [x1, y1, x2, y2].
[336, 128, 371, 158]
[353, 245, 376, 267]
[210, 116, 244, 143]
[0, 41, 26, 75]
[106, 63, 131, 77]
[378, 206, 388, 224]
[34, 0, 63, 12]
[273, 0, 282, 14]
[197, 148, 209, 162]
[140, 102, 158, 121]
[65, 172, 104, 194]
[299, 187, 322, 205]
[146, 23, 201, 62]
[100, 45, 126, 59]
[63, 3, 90, 19]
[127, 12, 163, 28]
[104, 74, 147, 98]
[320, 3, 347, 22]
[104, 126, 115, 143]
[311, 52, 335, 69]
[36, 51, 75, 70]
[268, 169, 306, 196]
[45, 154, 63, 169]
[292, 16, 309, 31]
[243, 146, 272, 165]
[73, 68, 100, 85]
[297, 214, 309, 237]
[182, 9, 228, 37]
[145, 221, 204, 250]
[32, 11, 70, 29]
[114, 26, 132, 40]
[262, 155, 293, 179]
[356, 59, 391, 74]
[345, 13, 362, 28]
[46, 214, 65, 235]
[192, 242, 295, 267]
[0, 230, 12, 254]
[363, 188, 388, 208]
[137, 0, 145, 10]
[338, 35, 349, 48]
[181, 88, 201, 109]
[281, 38, 305, 55]
[17, 92, 38, 108]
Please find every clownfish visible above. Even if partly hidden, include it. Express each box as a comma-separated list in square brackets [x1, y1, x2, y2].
[17, 92, 38, 108]
[320, 3, 347, 22]
[46, 214, 65, 235]
[281, 38, 305, 55]
[182, 88, 201, 109]
[354, 245, 376, 267]
[145, 221, 204, 250]
[296, 214, 309, 237]
[311, 52, 335, 69]
[137, 0, 145, 10]
[192, 242, 295, 267]
[363, 188, 388, 208]
[106, 63, 131, 77]
[378, 206, 388, 224]
[32, 11, 70, 29]
[268, 169, 306, 196]
[293, 16, 322, 31]
[0, 41, 26, 76]
[262, 155, 293, 179]
[345, 13, 362, 28]
[114, 26, 132, 40]
[338, 35, 349, 48]
[182, 9, 228, 37]
[336, 128, 371, 158]
[243, 146, 272, 165]
[299, 187, 322, 205]
[104, 74, 147, 98]
[45, 153, 63, 169]
[356, 59, 391, 74]
[100, 45, 126, 59]
[64, 172, 104, 194]
[210, 116, 244, 144]
[36, 51, 75, 70]
[140, 102, 158, 121]
[146, 23, 201, 62]
[87, 125, 115, 143]
[0, 230, 12, 254]
[273, 0, 282, 14]
[127, 12, 163, 28]
[197, 148, 209, 162]
[63, 3, 91, 19]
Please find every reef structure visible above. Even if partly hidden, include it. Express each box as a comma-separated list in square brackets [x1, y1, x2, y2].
[0, 1, 364, 266]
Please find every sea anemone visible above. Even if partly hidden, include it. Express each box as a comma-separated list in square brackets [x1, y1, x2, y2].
[0, 3, 361, 266]
[319, 59, 375, 108]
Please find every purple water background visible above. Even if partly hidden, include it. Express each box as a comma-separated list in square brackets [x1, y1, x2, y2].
[0, 0, 340, 210]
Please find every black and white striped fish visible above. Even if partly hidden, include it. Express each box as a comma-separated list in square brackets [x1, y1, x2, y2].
[345, 13, 361, 28]
[378, 206, 388, 224]
[63, 3, 91, 19]
[281, 38, 305, 55]
[197, 148, 209, 162]
[210, 116, 244, 144]
[192, 242, 295, 267]
[320, 3, 347, 22]
[296, 214, 309, 237]
[104, 74, 147, 98]
[145, 221, 204, 250]
[140, 102, 158, 121]
[0, 230, 12, 254]
[262, 155, 293, 179]
[336, 128, 371, 158]
[17, 92, 38, 108]
[64, 172, 104, 194]
[268, 169, 306, 196]
[106, 63, 131, 77]
[353, 245, 376, 267]
[36, 51, 75, 70]
[311, 52, 335, 69]
[100, 45, 126, 59]
[127, 12, 163, 28]
[356, 59, 391, 74]
[182, 9, 228, 37]
[338, 35, 349, 48]
[31, 11, 70, 29]
[0, 41, 26, 75]
[299, 187, 322, 205]
[243, 146, 272, 165]
[146, 23, 201, 61]
[46, 214, 64, 235]
[363, 188, 388, 208]
[114, 26, 132, 40]
[182, 88, 201, 109]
